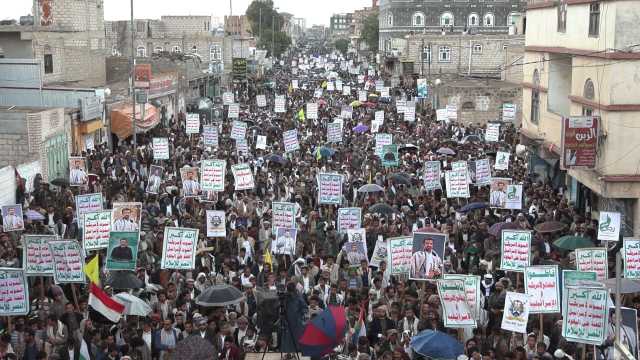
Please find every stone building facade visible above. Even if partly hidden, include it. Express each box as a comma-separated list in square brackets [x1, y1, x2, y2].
[404, 34, 524, 78]
[379, 0, 525, 52]
[0, 0, 107, 86]
[105, 16, 224, 66]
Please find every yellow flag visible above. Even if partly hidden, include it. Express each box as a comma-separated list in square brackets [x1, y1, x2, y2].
[288, 84, 293, 94]
[264, 248, 273, 267]
[84, 254, 100, 285]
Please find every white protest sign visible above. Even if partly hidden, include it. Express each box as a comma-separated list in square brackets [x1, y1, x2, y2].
[524, 265, 560, 313]
[152, 138, 170, 160]
[475, 159, 491, 186]
[337, 208, 361, 233]
[494, 151, 510, 170]
[443, 274, 482, 320]
[0, 269, 29, 315]
[342, 85, 351, 96]
[369, 239, 388, 268]
[327, 123, 343, 143]
[423, 161, 442, 191]
[257, 94, 267, 107]
[597, 211, 621, 241]
[228, 103, 240, 119]
[272, 202, 296, 235]
[437, 279, 476, 328]
[623, 238, 640, 278]
[445, 161, 470, 198]
[223, 91, 234, 105]
[375, 133, 392, 158]
[256, 135, 267, 150]
[230, 120, 247, 140]
[446, 104, 458, 120]
[388, 236, 413, 275]
[231, 163, 255, 191]
[485, 123, 500, 142]
[82, 211, 112, 251]
[436, 109, 448, 122]
[317, 173, 343, 205]
[203, 126, 219, 147]
[307, 103, 318, 120]
[503, 103, 516, 121]
[186, 113, 200, 134]
[75, 193, 103, 229]
[504, 184, 523, 210]
[575, 248, 608, 281]
[206, 210, 226, 237]
[375, 111, 384, 124]
[23, 235, 56, 275]
[49, 241, 84, 284]
[562, 286, 608, 345]
[404, 101, 416, 122]
[358, 90, 367, 102]
[201, 159, 226, 192]
[283, 129, 300, 152]
[161, 227, 199, 269]
[500, 230, 532, 272]
[275, 95, 286, 113]
[501, 291, 530, 333]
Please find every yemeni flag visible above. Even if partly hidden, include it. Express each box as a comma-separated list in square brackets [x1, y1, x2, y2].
[88, 282, 125, 322]
[79, 338, 91, 360]
[351, 307, 367, 345]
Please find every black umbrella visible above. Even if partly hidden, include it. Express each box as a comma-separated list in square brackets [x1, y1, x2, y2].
[175, 334, 217, 360]
[50, 178, 69, 187]
[265, 153, 287, 165]
[368, 203, 399, 215]
[195, 284, 246, 307]
[105, 271, 143, 289]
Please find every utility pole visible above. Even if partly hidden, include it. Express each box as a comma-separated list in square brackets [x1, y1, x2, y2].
[130, 0, 136, 149]
[421, 38, 424, 76]
[272, 15, 275, 58]
[259, 8, 262, 43]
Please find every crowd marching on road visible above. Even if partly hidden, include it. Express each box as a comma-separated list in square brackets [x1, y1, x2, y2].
[0, 41, 639, 360]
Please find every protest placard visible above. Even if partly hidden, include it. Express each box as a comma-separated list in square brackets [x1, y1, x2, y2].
[291, 80, 299, 89]
[206, 210, 226, 238]
[327, 122, 343, 143]
[623, 238, 640, 279]
[381, 87, 390, 98]
[111, 202, 142, 232]
[500, 230, 531, 272]
[231, 120, 247, 140]
[375, 133, 392, 158]
[446, 104, 458, 120]
[495, 151, 510, 170]
[445, 161, 470, 198]
[75, 193, 103, 229]
[375, 111, 384, 124]
[49, 240, 84, 284]
[256, 135, 267, 150]
[358, 90, 367, 102]
[340, 105, 352, 119]
[275, 95, 286, 113]
[307, 103, 318, 120]
[222, 91, 234, 105]
[423, 161, 442, 191]
[228, 103, 240, 118]
[337, 208, 361, 233]
[23, 235, 56, 275]
[201, 159, 226, 192]
[388, 236, 413, 275]
[504, 184, 523, 210]
[575, 248, 608, 281]
[342, 85, 351, 96]
[336, 79, 343, 91]
[236, 138, 249, 155]
[69, 157, 88, 187]
[375, 80, 384, 92]
[257, 94, 267, 107]
[524, 265, 560, 313]
[203, 125, 219, 147]
[381, 144, 399, 167]
[231, 163, 254, 191]
[317, 173, 343, 205]
[485, 123, 500, 142]
[82, 211, 112, 251]
[501, 292, 530, 333]
[503, 103, 516, 121]
[475, 159, 491, 186]
[152, 138, 170, 160]
[404, 101, 416, 122]
[283, 129, 300, 152]
[436, 109, 448, 122]
[106, 231, 139, 271]
[0, 269, 29, 315]
[437, 279, 476, 328]
[272, 202, 296, 235]
[186, 113, 200, 134]
[562, 286, 608, 345]
[396, 98, 406, 113]
[443, 274, 482, 320]
[161, 227, 199, 270]
[370, 238, 388, 268]
[597, 211, 621, 241]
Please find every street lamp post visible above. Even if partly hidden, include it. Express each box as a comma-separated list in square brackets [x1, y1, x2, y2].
[130, 0, 136, 149]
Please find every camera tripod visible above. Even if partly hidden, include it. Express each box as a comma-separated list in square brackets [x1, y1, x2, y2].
[260, 292, 302, 360]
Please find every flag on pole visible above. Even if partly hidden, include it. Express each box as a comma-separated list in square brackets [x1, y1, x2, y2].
[84, 254, 100, 285]
[88, 283, 125, 323]
[352, 306, 367, 345]
[264, 248, 273, 267]
[79, 338, 91, 360]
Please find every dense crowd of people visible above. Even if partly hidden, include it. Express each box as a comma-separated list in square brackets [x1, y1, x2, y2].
[0, 42, 637, 360]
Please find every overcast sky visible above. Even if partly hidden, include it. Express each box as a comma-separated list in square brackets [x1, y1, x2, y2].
[4, 0, 373, 26]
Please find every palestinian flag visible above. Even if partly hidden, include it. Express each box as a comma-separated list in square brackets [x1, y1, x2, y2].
[352, 306, 367, 345]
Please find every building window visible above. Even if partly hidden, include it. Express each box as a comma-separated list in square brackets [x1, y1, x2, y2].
[172, 46, 182, 53]
[589, 3, 600, 37]
[440, 12, 454, 26]
[507, 12, 519, 26]
[44, 54, 53, 74]
[136, 22, 145, 32]
[386, 13, 393, 27]
[468, 13, 479, 27]
[422, 46, 431, 63]
[210, 44, 222, 61]
[438, 46, 451, 62]
[412, 12, 425, 27]
[153, 46, 163, 54]
[531, 69, 540, 124]
[111, 45, 119, 56]
[582, 78, 595, 115]
[472, 44, 483, 54]
[191, 45, 198, 55]
[136, 46, 146, 57]
[557, 0, 567, 32]
[483, 13, 494, 27]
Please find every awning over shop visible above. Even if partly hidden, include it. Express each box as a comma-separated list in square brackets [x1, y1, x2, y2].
[110, 103, 159, 139]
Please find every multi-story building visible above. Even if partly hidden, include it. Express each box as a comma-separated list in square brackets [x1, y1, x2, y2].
[378, 0, 525, 53]
[351, 1, 379, 51]
[105, 16, 223, 66]
[330, 13, 353, 39]
[306, 25, 328, 42]
[224, 15, 252, 37]
[0, 0, 107, 87]
[521, 0, 640, 236]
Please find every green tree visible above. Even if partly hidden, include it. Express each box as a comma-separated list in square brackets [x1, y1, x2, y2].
[361, 13, 379, 52]
[334, 39, 350, 55]
[245, 0, 290, 57]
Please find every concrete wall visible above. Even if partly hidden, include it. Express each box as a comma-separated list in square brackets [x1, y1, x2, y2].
[0, 32, 33, 58]
[0, 111, 37, 168]
[439, 80, 522, 125]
